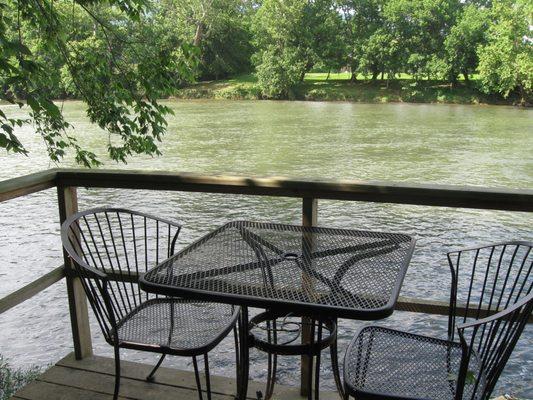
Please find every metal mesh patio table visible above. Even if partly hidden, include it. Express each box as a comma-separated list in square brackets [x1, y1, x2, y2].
[140, 221, 416, 399]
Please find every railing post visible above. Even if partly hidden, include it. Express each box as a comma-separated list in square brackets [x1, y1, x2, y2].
[301, 197, 317, 396]
[57, 185, 93, 359]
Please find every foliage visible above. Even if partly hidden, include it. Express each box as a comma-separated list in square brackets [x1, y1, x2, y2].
[252, 0, 311, 98]
[255, 45, 307, 98]
[477, 0, 533, 103]
[0, 355, 40, 400]
[339, 0, 386, 80]
[155, 0, 254, 80]
[252, 0, 341, 98]
[383, 0, 459, 80]
[358, 28, 402, 83]
[443, 4, 489, 83]
[251, 0, 531, 101]
[0, 0, 198, 166]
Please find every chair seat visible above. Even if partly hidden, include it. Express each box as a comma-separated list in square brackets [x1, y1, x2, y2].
[343, 326, 482, 400]
[115, 298, 239, 355]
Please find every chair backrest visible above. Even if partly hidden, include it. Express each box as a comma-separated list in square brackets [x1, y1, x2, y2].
[446, 241, 533, 399]
[61, 207, 181, 343]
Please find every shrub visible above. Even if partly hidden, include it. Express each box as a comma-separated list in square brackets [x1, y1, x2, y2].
[0, 355, 40, 400]
[255, 46, 307, 99]
[215, 84, 261, 100]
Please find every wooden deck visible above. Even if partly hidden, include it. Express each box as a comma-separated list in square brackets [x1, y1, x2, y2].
[11, 353, 339, 400]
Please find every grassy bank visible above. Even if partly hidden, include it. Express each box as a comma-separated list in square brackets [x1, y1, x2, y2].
[173, 73, 514, 105]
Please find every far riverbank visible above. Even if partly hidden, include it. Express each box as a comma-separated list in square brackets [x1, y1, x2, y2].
[173, 73, 524, 106]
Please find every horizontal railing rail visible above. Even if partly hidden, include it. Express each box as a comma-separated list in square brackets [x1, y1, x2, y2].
[57, 169, 533, 211]
[0, 169, 58, 202]
[0, 265, 64, 315]
[2, 168, 532, 209]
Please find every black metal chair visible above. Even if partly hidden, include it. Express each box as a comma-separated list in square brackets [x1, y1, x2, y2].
[342, 241, 533, 400]
[61, 208, 241, 400]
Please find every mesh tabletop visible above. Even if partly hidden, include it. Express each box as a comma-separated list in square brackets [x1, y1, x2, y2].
[140, 221, 415, 319]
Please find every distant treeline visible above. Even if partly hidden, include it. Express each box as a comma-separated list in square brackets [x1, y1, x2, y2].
[3, 0, 531, 103]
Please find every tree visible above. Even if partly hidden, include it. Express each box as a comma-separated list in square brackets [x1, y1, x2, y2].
[477, 0, 533, 103]
[255, 45, 307, 98]
[358, 28, 402, 84]
[339, 0, 384, 81]
[0, 0, 198, 166]
[252, 0, 341, 98]
[156, 0, 254, 80]
[309, 0, 345, 77]
[443, 4, 489, 84]
[252, 0, 313, 97]
[384, 0, 460, 80]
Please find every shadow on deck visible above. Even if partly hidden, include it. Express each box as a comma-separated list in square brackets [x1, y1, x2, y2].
[11, 353, 339, 400]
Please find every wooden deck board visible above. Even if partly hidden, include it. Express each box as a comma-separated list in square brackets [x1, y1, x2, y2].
[11, 353, 339, 399]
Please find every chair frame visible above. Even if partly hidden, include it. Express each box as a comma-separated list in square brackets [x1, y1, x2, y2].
[61, 207, 241, 400]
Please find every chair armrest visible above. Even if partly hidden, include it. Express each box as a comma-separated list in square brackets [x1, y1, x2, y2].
[456, 292, 533, 331]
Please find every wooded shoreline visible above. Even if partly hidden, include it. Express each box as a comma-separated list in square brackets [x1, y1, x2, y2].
[172, 74, 527, 106]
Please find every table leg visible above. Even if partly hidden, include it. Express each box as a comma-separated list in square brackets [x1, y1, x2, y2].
[237, 306, 250, 400]
[265, 318, 278, 399]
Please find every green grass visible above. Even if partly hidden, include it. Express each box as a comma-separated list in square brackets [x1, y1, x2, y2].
[173, 73, 510, 105]
[304, 72, 481, 82]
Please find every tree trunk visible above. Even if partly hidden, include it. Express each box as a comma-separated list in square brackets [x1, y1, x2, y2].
[371, 71, 379, 81]
[380, 71, 384, 80]
[326, 69, 331, 81]
[193, 23, 204, 47]
[350, 72, 357, 82]
[463, 72, 469, 84]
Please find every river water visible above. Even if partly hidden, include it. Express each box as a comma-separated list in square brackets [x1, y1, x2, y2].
[1, 100, 532, 397]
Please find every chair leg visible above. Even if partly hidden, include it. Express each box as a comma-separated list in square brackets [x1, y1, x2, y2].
[192, 356, 204, 400]
[113, 345, 121, 400]
[314, 321, 323, 400]
[237, 306, 250, 400]
[234, 325, 241, 392]
[204, 354, 212, 400]
[307, 319, 316, 400]
[330, 323, 344, 397]
[342, 382, 351, 400]
[146, 354, 166, 382]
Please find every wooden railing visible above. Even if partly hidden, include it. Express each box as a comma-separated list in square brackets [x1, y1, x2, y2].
[1, 169, 532, 393]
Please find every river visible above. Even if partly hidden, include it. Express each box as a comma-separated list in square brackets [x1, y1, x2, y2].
[1, 100, 532, 397]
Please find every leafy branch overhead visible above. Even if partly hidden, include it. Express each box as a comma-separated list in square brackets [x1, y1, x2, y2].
[0, 0, 199, 166]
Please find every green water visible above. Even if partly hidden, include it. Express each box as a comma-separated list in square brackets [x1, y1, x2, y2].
[2, 100, 532, 187]
[1, 100, 532, 396]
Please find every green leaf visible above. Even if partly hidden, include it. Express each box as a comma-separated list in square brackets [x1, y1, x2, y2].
[447, 372, 458, 382]
[465, 370, 476, 385]
[26, 96, 39, 111]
